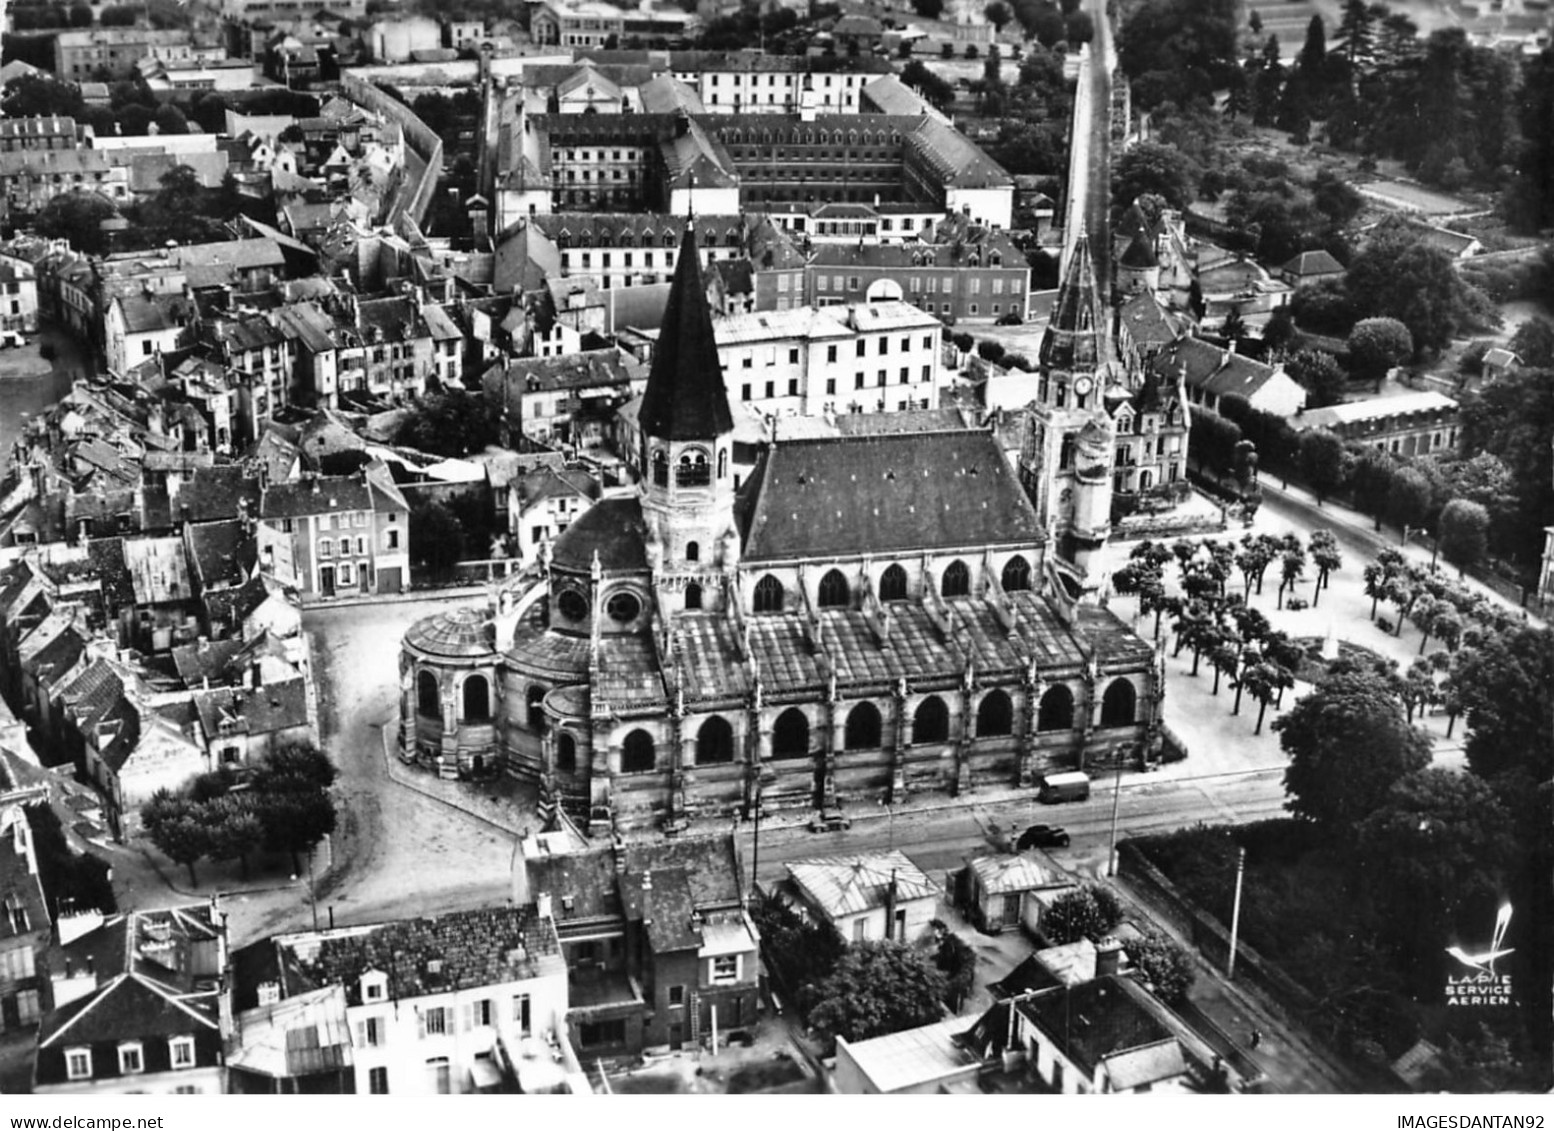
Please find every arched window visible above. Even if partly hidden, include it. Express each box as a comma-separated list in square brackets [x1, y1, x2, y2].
[685, 541, 700, 563]
[417, 670, 439, 718]
[621, 728, 655, 773]
[1037, 685, 1074, 732]
[1001, 555, 1031, 592]
[684, 582, 703, 610]
[753, 574, 783, 613]
[717, 449, 727, 478]
[1101, 679, 1137, 728]
[527, 686, 547, 730]
[941, 559, 970, 597]
[878, 563, 908, 601]
[606, 591, 641, 623]
[652, 450, 668, 487]
[844, 702, 882, 750]
[462, 674, 490, 721]
[914, 696, 949, 744]
[676, 451, 710, 487]
[977, 690, 1013, 737]
[817, 568, 849, 608]
[772, 707, 809, 759]
[696, 716, 735, 765]
[556, 732, 577, 772]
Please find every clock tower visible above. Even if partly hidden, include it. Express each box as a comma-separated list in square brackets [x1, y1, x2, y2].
[1020, 229, 1118, 579]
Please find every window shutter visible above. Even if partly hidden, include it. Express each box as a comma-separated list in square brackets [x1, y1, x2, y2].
[417, 1009, 426, 1039]
[355, 1021, 365, 1048]
[461, 1003, 473, 1032]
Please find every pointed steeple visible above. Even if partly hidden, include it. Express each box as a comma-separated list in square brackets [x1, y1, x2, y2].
[639, 224, 733, 441]
[1039, 229, 1104, 372]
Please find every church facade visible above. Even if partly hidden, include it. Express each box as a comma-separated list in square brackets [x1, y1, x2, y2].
[399, 224, 1171, 834]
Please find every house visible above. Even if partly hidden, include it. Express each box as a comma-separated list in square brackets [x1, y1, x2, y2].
[782, 851, 939, 945]
[121, 535, 201, 652]
[481, 350, 643, 448]
[1150, 337, 1308, 419]
[0, 802, 50, 1033]
[34, 904, 228, 1095]
[1011, 975, 1192, 1094]
[80, 691, 208, 840]
[192, 676, 311, 770]
[1193, 250, 1292, 337]
[516, 833, 760, 1061]
[257, 465, 409, 599]
[509, 466, 601, 564]
[1278, 249, 1345, 288]
[103, 293, 195, 380]
[236, 906, 580, 1094]
[953, 853, 1074, 935]
[833, 1019, 983, 1094]
[1286, 391, 1460, 458]
[1481, 347, 1520, 382]
[0, 254, 39, 334]
[226, 984, 354, 1094]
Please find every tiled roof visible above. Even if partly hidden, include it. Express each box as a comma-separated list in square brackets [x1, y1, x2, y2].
[404, 605, 499, 660]
[835, 1019, 978, 1093]
[279, 907, 561, 1005]
[549, 496, 649, 574]
[186, 519, 254, 590]
[524, 847, 621, 924]
[1015, 975, 1177, 1080]
[1148, 337, 1282, 400]
[192, 677, 308, 740]
[1289, 391, 1458, 431]
[179, 465, 262, 524]
[171, 637, 245, 687]
[115, 292, 194, 336]
[202, 572, 276, 633]
[637, 226, 734, 441]
[741, 429, 1042, 561]
[123, 535, 193, 605]
[907, 117, 1012, 189]
[1119, 292, 1184, 351]
[1280, 249, 1343, 277]
[786, 850, 938, 918]
[0, 807, 49, 944]
[966, 853, 1066, 895]
[260, 475, 372, 520]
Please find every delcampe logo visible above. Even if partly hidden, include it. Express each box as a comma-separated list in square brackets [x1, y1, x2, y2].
[1444, 903, 1515, 1007]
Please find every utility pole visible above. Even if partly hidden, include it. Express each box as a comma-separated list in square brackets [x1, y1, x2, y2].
[1106, 754, 1123, 877]
[1227, 846, 1246, 980]
[749, 788, 761, 900]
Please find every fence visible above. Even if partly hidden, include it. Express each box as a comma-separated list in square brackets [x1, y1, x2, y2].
[339, 73, 444, 229]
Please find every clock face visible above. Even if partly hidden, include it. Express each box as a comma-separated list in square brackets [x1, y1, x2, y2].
[1073, 376, 1093, 397]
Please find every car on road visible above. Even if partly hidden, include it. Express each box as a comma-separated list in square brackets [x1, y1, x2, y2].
[0, 331, 26, 349]
[807, 809, 851, 833]
[1016, 824, 1070, 850]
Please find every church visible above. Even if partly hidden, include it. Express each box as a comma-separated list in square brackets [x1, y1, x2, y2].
[398, 208, 1177, 834]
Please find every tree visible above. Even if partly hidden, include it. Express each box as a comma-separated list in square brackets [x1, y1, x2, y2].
[1387, 466, 1432, 534]
[1276, 669, 1432, 828]
[1234, 533, 1277, 598]
[1063, 11, 1093, 43]
[207, 798, 265, 881]
[1241, 660, 1288, 734]
[1363, 548, 1406, 619]
[251, 742, 339, 793]
[984, 1, 1012, 29]
[140, 791, 209, 887]
[255, 789, 336, 875]
[1335, 0, 1376, 70]
[808, 941, 947, 1048]
[1286, 349, 1347, 408]
[1297, 428, 1346, 505]
[933, 925, 977, 1012]
[1448, 625, 1554, 783]
[752, 896, 845, 1006]
[32, 191, 120, 256]
[1113, 142, 1200, 211]
[1345, 222, 1494, 353]
[1276, 545, 1306, 610]
[154, 103, 190, 136]
[1356, 768, 1515, 962]
[901, 61, 954, 110]
[409, 498, 466, 578]
[911, 0, 944, 17]
[2, 74, 87, 120]
[1436, 498, 1488, 576]
[1041, 883, 1123, 943]
[1347, 317, 1413, 389]
[1308, 530, 1342, 607]
[1129, 929, 1195, 1004]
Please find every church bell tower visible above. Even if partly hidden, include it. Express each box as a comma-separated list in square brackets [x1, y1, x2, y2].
[637, 223, 739, 612]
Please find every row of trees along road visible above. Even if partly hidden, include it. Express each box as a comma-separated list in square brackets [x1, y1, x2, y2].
[141, 743, 338, 886]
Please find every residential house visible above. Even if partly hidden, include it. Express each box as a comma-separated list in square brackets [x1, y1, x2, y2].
[953, 853, 1074, 935]
[202, 573, 301, 643]
[82, 691, 209, 841]
[120, 535, 201, 652]
[0, 150, 131, 227]
[1012, 975, 1192, 1094]
[226, 984, 354, 1094]
[781, 851, 939, 945]
[805, 227, 1031, 322]
[480, 350, 642, 447]
[257, 465, 409, 598]
[236, 906, 578, 1095]
[517, 833, 761, 1061]
[0, 118, 79, 154]
[1150, 337, 1308, 419]
[103, 293, 196, 380]
[202, 315, 294, 444]
[1481, 347, 1520, 382]
[833, 1019, 981, 1094]
[0, 802, 50, 1033]
[1193, 250, 1292, 337]
[0, 254, 39, 334]
[1286, 391, 1460, 458]
[1278, 249, 1345, 288]
[509, 466, 601, 563]
[192, 675, 310, 770]
[53, 29, 202, 81]
[34, 904, 228, 1095]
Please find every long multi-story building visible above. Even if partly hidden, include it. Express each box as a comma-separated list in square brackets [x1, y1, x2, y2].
[528, 0, 700, 49]
[53, 29, 215, 82]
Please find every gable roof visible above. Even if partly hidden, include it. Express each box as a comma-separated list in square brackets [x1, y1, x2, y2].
[741, 429, 1042, 561]
[1149, 337, 1285, 401]
[191, 677, 308, 740]
[1015, 975, 1180, 1083]
[966, 853, 1067, 895]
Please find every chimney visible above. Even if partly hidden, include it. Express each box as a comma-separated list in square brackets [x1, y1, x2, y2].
[536, 891, 553, 921]
[248, 660, 261, 689]
[1096, 936, 1123, 978]
[57, 908, 105, 946]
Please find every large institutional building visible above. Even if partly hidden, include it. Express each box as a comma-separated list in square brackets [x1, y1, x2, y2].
[399, 211, 1178, 833]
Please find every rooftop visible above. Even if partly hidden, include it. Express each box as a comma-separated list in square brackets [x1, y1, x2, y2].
[786, 850, 938, 919]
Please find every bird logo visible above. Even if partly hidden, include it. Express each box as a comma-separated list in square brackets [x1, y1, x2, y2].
[1445, 904, 1513, 975]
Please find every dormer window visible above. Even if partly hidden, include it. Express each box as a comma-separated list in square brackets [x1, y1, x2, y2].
[362, 971, 388, 1002]
[65, 1048, 92, 1081]
[118, 1041, 144, 1075]
[169, 1035, 196, 1069]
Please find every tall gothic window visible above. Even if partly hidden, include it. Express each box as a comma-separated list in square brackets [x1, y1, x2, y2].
[878, 563, 907, 601]
[977, 690, 1013, 737]
[817, 569, 850, 608]
[753, 574, 783, 613]
[1037, 685, 1074, 731]
[1001, 555, 1031, 592]
[941, 560, 970, 598]
[844, 702, 881, 750]
[1101, 679, 1137, 727]
[914, 696, 949, 744]
[772, 708, 810, 759]
[622, 729, 655, 773]
[696, 716, 735, 764]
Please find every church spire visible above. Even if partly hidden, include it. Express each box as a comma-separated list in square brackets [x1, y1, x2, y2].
[639, 224, 733, 441]
[1039, 228, 1103, 372]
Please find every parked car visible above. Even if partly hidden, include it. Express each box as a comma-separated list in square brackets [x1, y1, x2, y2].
[1016, 824, 1070, 850]
[995, 311, 1024, 326]
[808, 808, 851, 833]
[1037, 770, 1091, 804]
[0, 330, 26, 349]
